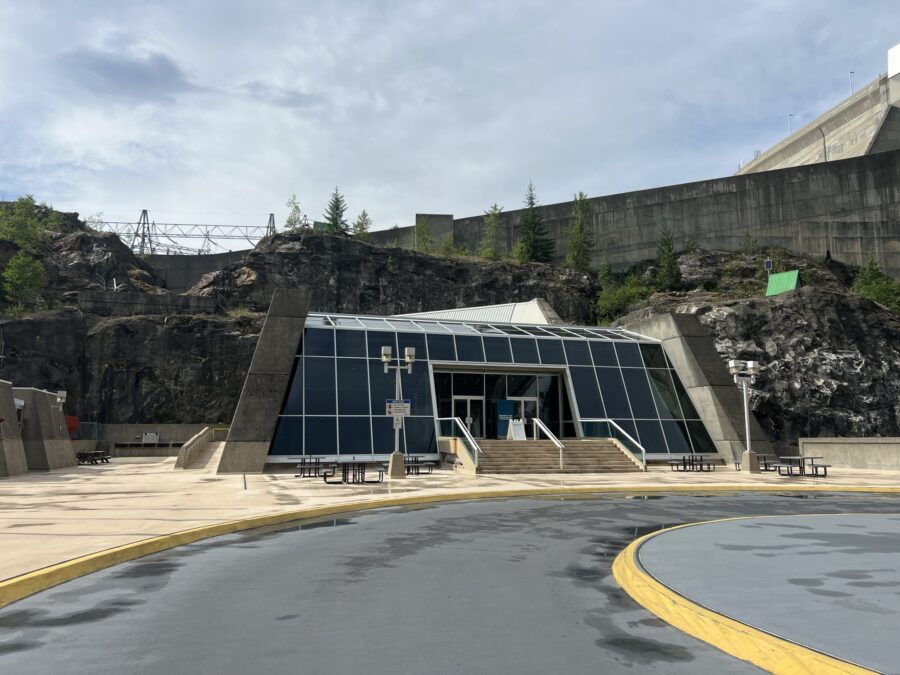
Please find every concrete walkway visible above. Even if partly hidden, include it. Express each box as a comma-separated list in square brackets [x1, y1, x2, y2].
[2, 458, 900, 582]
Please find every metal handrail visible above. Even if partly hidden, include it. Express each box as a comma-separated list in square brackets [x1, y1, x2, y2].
[580, 418, 648, 471]
[532, 417, 565, 469]
[436, 417, 483, 467]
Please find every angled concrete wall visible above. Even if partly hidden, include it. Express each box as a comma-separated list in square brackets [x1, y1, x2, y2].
[144, 250, 249, 293]
[218, 288, 309, 473]
[13, 388, 76, 471]
[622, 313, 773, 464]
[0, 380, 28, 477]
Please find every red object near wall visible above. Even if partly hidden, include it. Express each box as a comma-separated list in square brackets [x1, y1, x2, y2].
[66, 416, 80, 437]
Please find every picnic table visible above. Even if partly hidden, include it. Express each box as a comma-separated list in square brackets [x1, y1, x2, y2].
[77, 450, 110, 465]
[405, 455, 435, 476]
[668, 454, 717, 472]
[322, 461, 385, 485]
[774, 456, 830, 477]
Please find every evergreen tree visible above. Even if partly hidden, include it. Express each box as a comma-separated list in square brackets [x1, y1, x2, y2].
[323, 187, 349, 235]
[0, 195, 53, 253]
[352, 210, 372, 240]
[415, 214, 432, 253]
[564, 191, 593, 271]
[2, 251, 46, 312]
[654, 223, 682, 291]
[284, 194, 304, 230]
[852, 253, 900, 314]
[513, 182, 554, 263]
[478, 203, 503, 260]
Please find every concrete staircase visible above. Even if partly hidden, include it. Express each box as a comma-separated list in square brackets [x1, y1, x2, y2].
[475, 439, 642, 474]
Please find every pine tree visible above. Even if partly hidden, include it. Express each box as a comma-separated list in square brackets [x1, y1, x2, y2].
[513, 182, 554, 263]
[323, 187, 349, 235]
[654, 223, 682, 291]
[852, 252, 900, 314]
[415, 214, 432, 253]
[284, 194, 304, 230]
[2, 251, 46, 312]
[479, 203, 503, 260]
[564, 191, 593, 271]
[352, 210, 372, 240]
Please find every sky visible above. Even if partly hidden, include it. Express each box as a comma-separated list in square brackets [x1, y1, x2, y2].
[1, 1, 899, 240]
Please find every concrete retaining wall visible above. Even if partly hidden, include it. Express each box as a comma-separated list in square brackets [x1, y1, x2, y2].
[174, 426, 212, 469]
[145, 250, 249, 293]
[111, 446, 180, 458]
[798, 437, 900, 470]
[78, 291, 217, 316]
[0, 380, 28, 477]
[100, 423, 213, 445]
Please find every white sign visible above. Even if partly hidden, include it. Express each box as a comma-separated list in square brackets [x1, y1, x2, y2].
[386, 399, 411, 416]
[506, 418, 527, 441]
[393, 415, 403, 430]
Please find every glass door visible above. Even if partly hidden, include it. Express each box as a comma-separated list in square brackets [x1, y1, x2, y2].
[453, 396, 485, 438]
[509, 397, 539, 428]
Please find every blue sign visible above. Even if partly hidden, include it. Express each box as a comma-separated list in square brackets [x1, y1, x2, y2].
[496, 400, 514, 439]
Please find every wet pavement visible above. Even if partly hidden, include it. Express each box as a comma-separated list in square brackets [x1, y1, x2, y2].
[638, 512, 900, 673]
[1, 492, 898, 674]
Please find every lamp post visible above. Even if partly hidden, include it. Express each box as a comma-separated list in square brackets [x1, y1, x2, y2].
[382, 345, 415, 479]
[728, 359, 760, 472]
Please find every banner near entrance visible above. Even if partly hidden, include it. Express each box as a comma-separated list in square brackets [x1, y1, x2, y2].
[506, 418, 527, 441]
[497, 400, 514, 439]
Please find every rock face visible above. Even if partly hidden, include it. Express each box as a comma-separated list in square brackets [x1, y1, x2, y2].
[188, 229, 599, 324]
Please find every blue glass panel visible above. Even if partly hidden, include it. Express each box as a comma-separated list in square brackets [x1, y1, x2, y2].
[687, 421, 717, 453]
[305, 416, 337, 454]
[400, 362, 433, 415]
[569, 367, 604, 417]
[563, 340, 592, 366]
[537, 339, 565, 365]
[621, 368, 658, 418]
[635, 419, 668, 453]
[455, 335, 485, 362]
[367, 331, 398, 358]
[640, 343, 667, 368]
[337, 358, 370, 415]
[304, 357, 336, 415]
[372, 416, 405, 453]
[396, 332, 428, 361]
[510, 337, 539, 363]
[646, 368, 681, 420]
[335, 329, 366, 357]
[368, 360, 396, 414]
[589, 341, 617, 366]
[671, 371, 700, 418]
[270, 417, 302, 455]
[482, 336, 512, 363]
[404, 417, 437, 454]
[281, 358, 303, 415]
[595, 367, 631, 418]
[506, 374, 536, 397]
[615, 342, 643, 367]
[304, 328, 334, 356]
[427, 334, 455, 361]
[662, 420, 692, 454]
[338, 417, 372, 454]
[611, 419, 638, 441]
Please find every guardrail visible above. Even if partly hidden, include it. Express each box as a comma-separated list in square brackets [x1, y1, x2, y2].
[580, 419, 648, 471]
[437, 417, 483, 468]
[533, 417, 565, 469]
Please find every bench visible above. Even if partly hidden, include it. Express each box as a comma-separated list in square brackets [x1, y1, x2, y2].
[405, 456, 436, 476]
[77, 451, 110, 465]
[809, 463, 831, 477]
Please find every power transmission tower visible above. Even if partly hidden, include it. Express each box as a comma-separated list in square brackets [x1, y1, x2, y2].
[265, 213, 276, 237]
[131, 209, 155, 254]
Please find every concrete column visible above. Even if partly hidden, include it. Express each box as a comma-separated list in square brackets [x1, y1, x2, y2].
[0, 380, 28, 477]
[12, 387, 76, 471]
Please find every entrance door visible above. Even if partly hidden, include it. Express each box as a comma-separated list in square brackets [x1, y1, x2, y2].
[453, 397, 485, 438]
[509, 397, 539, 428]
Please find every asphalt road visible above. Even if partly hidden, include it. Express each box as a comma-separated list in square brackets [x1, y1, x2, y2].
[1, 492, 898, 674]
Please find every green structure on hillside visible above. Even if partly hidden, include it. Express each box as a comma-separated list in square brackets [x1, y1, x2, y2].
[766, 270, 800, 297]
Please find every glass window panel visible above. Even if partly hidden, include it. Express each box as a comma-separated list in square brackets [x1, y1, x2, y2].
[562, 422, 577, 438]
[497, 325, 529, 336]
[521, 326, 552, 336]
[538, 375, 561, 436]
[400, 363, 433, 415]
[270, 417, 302, 455]
[671, 371, 699, 418]
[507, 374, 537, 397]
[304, 357, 336, 415]
[615, 342, 643, 367]
[483, 336, 512, 363]
[427, 334, 455, 361]
[444, 322, 478, 333]
[367, 331, 398, 358]
[372, 416, 404, 453]
[595, 367, 632, 418]
[687, 421, 717, 454]
[646, 369, 682, 420]
[338, 417, 372, 455]
[413, 320, 450, 332]
[369, 360, 396, 413]
[396, 332, 427, 361]
[510, 337, 539, 363]
[455, 335, 485, 362]
[472, 324, 504, 334]
[544, 327, 580, 338]
[305, 315, 333, 327]
[337, 359, 370, 415]
[563, 340, 592, 366]
[333, 316, 362, 327]
[434, 371, 452, 398]
[569, 367, 604, 418]
[305, 416, 337, 455]
[281, 359, 303, 415]
[640, 343, 668, 368]
[303, 328, 334, 357]
[589, 341, 618, 366]
[662, 420, 692, 454]
[404, 417, 437, 454]
[360, 318, 392, 329]
[387, 319, 418, 330]
[611, 419, 638, 441]
[335, 329, 366, 357]
[635, 419, 668, 453]
[564, 328, 599, 338]
[453, 373, 484, 396]
[485, 373, 506, 400]
[621, 368, 658, 418]
[587, 329, 619, 339]
[537, 339, 565, 365]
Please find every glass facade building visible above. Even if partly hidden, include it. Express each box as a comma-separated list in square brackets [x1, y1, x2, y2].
[268, 313, 717, 460]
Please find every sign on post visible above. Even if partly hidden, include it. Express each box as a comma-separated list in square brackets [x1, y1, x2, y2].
[386, 399, 411, 416]
[506, 418, 527, 441]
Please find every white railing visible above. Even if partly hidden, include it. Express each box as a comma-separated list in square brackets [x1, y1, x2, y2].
[437, 417, 483, 467]
[580, 419, 648, 471]
[532, 417, 566, 469]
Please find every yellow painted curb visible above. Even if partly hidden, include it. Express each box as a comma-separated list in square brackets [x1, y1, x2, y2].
[2, 482, 900, 612]
[611, 518, 877, 675]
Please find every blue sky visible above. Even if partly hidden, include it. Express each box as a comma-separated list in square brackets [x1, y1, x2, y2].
[1, 1, 898, 235]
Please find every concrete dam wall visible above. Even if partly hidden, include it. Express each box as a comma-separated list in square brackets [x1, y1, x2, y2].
[370, 149, 900, 279]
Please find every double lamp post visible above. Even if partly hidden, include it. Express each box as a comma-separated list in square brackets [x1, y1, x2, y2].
[728, 359, 760, 472]
[381, 345, 415, 478]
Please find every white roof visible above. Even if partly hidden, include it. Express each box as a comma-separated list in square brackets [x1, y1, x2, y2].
[396, 298, 562, 325]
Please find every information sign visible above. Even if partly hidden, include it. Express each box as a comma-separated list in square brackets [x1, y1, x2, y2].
[506, 418, 527, 441]
[386, 399, 411, 416]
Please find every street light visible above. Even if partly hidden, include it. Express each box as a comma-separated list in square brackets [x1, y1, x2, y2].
[728, 359, 760, 472]
[382, 345, 415, 478]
